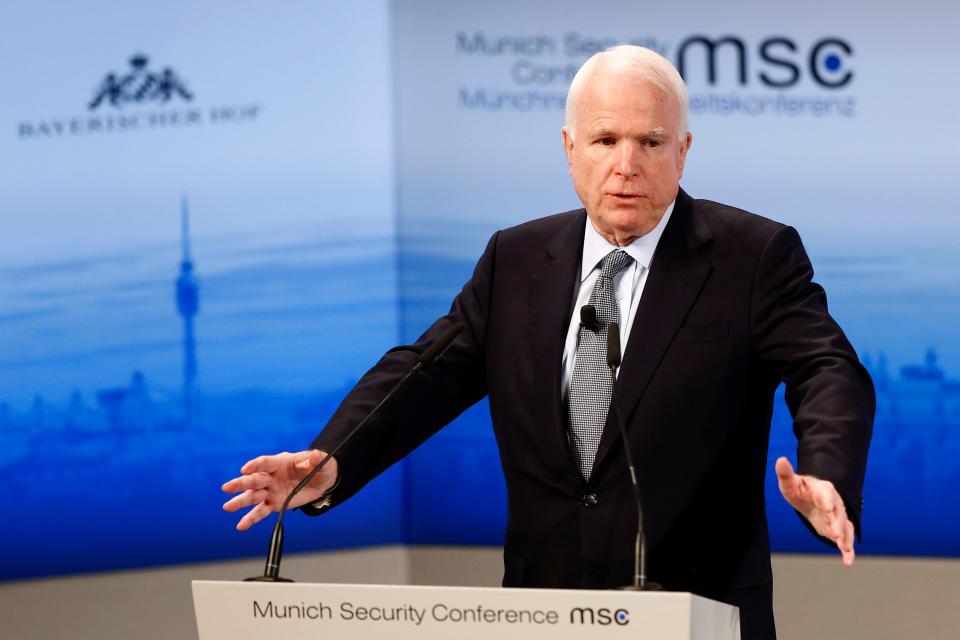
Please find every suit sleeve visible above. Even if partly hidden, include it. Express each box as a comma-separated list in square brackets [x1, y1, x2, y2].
[750, 225, 874, 539]
[301, 231, 500, 516]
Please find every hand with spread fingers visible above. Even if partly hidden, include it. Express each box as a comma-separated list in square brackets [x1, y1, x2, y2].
[221, 450, 339, 531]
[775, 456, 856, 566]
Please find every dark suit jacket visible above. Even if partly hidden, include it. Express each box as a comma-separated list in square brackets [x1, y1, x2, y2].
[307, 188, 874, 629]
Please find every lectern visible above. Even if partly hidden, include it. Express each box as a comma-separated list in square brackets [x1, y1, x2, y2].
[193, 580, 740, 639]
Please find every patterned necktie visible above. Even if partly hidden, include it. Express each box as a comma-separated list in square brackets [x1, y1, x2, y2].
[567, 249, 635, 480]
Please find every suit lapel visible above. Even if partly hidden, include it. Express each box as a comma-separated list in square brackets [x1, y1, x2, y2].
[528, 211, 586, 484]
[592, 191, 713, 473]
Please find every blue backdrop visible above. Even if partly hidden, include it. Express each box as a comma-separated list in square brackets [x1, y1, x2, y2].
[1, 0, 957, 581]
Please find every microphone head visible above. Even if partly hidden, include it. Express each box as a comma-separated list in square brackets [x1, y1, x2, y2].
[580, 304, 599, 332]
[606, 322, 622, 369]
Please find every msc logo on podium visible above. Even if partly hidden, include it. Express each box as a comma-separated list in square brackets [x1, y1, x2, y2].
[569, 606, 630, 626]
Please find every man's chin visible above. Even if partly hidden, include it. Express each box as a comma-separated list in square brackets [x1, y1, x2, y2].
[599, 205, 667, 235]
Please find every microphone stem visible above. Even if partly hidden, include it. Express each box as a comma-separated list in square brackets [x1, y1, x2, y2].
[609, 367, 645, 589]
[247, 321, 463, 583]
[253, 361, 425, 581]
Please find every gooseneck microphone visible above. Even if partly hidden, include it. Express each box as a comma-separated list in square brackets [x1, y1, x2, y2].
[246, 322, 465, 582]
[606, 322, 662, 592]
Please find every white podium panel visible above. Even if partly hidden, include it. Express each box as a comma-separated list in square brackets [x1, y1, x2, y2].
[193, 580, 740, 639]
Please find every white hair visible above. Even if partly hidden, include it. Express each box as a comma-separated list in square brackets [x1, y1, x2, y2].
[565, 45, 689, 141]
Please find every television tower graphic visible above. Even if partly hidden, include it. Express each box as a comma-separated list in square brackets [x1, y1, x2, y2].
[175, 195, 199, 414]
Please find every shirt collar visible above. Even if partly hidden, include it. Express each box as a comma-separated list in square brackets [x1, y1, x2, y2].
[579, 199, 675, 282]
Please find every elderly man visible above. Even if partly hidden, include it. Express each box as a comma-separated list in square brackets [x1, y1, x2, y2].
[223, 45, 873, 640]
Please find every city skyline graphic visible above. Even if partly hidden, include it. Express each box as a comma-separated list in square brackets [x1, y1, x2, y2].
[0, 198, 958, 581]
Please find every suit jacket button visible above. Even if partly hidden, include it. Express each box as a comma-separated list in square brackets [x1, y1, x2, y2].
[583, 493, 598, 508]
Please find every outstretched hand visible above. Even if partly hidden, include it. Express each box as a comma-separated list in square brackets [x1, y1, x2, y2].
[221, 450, 339, 531]
[775, 456, 855, 566]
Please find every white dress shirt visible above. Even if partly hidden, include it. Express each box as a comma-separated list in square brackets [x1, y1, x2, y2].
[561, 201, 675, 400]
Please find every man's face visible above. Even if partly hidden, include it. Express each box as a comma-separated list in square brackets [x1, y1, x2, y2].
[562, 71, 692, 245]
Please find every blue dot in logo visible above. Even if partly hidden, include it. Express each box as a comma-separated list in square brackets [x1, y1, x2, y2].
[824, 54, 842, 72]
[616, 611, 628, 623]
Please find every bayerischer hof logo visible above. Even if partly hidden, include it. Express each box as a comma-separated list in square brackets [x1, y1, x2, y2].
[88, 54, 194, 110]
[18, 52, 260, 140]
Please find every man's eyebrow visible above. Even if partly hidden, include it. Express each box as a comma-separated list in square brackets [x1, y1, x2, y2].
[588, 126, 669, 138]
[588, 127, 617, 138]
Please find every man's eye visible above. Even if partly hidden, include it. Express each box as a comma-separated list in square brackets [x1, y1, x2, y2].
[599, 137, 616, 146]
[644, 139, 662, 148]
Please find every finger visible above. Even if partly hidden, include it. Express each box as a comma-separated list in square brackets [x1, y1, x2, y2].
[812, 483, 837, 515]
[221, 472, 271, 494]
[241, 453, 288, 475]
[816, 487, 846, 541]
[809, 488, 834, 535]
[222, 489, 268, 512]
[832, 494, 848, 541]
[840, 520, 856, 567]
[221, 476, 244, 494]
[833, 498, 851, 543]
[812, 503, 838, 542]
[237, 501, 274, 532]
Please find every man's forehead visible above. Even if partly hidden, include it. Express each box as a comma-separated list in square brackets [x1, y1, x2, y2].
[582, 69, 670, 100]
[578, 78, 674, 114]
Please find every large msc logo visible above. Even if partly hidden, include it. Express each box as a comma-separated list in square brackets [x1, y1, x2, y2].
[677, 35, 853, 88]
[676, 34, 856, 117]
[88, 54, 194, 110]
[569, 606, 630, 626]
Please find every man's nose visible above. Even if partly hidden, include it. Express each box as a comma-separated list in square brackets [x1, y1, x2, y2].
[614, 141, 641, 177]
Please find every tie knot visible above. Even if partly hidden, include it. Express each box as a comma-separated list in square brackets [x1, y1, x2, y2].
[599, 250, 634, 279]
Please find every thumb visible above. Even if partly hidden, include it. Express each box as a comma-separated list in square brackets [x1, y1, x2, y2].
[775, 456, 795, 481]
[294, 449, 324, 471]
[775, 456, 800, 496]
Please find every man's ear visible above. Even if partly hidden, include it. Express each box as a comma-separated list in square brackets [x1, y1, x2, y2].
[562, 126, 575, 172]
[677, 131, 693, 177]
